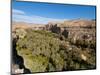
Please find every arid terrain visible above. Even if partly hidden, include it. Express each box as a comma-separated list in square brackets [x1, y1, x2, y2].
[12, 19, 96, 74]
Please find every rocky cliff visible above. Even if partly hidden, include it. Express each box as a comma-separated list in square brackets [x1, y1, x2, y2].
[45, 19, 96, 47]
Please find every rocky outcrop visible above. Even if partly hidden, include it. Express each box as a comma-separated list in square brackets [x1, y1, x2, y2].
[12, 37, 31, 74]
[45, 19, 96, 44]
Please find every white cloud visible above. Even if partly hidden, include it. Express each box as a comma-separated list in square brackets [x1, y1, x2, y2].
[12, 9, 66, 24]
[12, 9, 25, 15]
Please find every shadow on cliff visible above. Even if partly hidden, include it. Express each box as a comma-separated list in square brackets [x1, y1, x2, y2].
[12, 38, 31, 74]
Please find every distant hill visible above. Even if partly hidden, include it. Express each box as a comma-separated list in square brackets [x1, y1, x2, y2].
[12, 22, 46, 32]
[47, 19, 96, 27]
[12, 19, 96, 31]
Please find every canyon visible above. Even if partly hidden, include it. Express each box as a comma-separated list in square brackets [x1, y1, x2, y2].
[12, 19, 96, 74]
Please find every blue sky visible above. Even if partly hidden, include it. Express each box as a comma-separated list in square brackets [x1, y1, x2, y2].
[12, 0, 96, 24]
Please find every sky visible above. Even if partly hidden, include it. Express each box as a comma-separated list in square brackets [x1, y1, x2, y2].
[12, 0, 96, 24]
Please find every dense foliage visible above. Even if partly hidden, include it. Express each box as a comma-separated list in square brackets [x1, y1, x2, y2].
[15, 29, 96, 73]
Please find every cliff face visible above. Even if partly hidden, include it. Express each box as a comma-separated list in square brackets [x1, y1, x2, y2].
[45, 19, 96, 44]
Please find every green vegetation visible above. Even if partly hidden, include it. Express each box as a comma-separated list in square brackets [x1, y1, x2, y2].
[14, 29, 96, 73]
[69, 37, 96, 49]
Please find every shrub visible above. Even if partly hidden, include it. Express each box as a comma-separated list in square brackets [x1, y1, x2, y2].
[14, 29, 96, 73]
